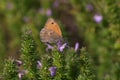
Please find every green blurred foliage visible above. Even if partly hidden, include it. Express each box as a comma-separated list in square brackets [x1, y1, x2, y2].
[0, 0, 120, 80]
[70, 0, 120, 79]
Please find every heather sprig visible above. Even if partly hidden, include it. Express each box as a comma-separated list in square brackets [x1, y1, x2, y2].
[77, 48, 96, 80]
[20, 29, 40, 79]
[2, 58, 18, 80]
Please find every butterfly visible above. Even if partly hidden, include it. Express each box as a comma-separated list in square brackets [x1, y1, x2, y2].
[40, 18, 63, 43]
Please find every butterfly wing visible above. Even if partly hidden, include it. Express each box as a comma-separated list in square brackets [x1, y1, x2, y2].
[40, 28, 62, 43]
[40, 18, 63, 43]
[45, 18, 62, 37]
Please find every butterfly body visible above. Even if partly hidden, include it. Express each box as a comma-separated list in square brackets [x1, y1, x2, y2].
[40, 18, 62, 43]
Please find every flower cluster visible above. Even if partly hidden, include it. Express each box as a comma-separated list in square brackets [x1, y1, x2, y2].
[15, 59, 58, 79]
[46, 40, 79, 52]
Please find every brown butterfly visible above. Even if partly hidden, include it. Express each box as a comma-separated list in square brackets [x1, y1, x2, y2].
[40, 18, 62, 43]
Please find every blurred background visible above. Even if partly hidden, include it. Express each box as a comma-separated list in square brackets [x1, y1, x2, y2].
[0, 0, 120, 79]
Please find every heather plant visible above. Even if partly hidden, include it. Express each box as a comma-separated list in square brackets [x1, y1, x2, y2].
[1, 29, 95, 80]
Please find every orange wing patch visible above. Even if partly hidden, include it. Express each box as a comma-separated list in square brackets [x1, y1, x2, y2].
[45, 18, 62, 37]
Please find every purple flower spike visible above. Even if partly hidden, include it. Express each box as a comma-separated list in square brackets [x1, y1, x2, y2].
[49, 66, 57, 77]
[15, 60, 22, 66]
[75, 42, 79, 52]
[46, 9, 52, 17]
[18, 70, 28, 80]
[46, 43, 53, 52]
[86, 4, 93, 11]
[37, 61, 42, 69]
[59, 43, 67, 52]
[93, 14, 103, 23]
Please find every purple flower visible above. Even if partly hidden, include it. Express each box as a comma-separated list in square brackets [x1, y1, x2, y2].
[6, 2, 14, 10]
[46, 9, 52, 17]
[15, 60, 22, 66]
[38, 8, 45, 14]
[46, 43, 53, 52]
[53, 0, 59, 8]
[57, 40, 63, 49]
[75, 42, 79, 52]
[58, 43, 67, 52]
[49, 66, 57, 77]
[37, 60, 42, 69]
[23, 16, 30, 23]
[86, 4, 94, 11]
[93, 14, 103, 23]
[18, 70, 28, 80]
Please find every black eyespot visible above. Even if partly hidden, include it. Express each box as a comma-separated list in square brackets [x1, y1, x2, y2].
[51, 22, 54, 24]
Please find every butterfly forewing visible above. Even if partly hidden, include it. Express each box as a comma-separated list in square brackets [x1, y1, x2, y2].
[45, 18, 62, 37]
